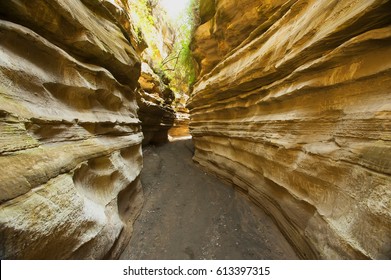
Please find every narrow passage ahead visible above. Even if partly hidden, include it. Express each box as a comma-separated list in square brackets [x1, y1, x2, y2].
[120, 139, 298, 259]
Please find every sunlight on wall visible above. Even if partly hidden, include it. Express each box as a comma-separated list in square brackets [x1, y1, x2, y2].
[160, 0, 190, 21]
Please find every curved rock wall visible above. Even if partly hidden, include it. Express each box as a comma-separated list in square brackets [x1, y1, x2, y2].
[189, 0, 391, 259]
[0, 0, 143, 259]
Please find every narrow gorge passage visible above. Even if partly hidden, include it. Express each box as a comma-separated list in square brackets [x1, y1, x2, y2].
[1, 0, 390, 260]
[120, 139, 298, 260]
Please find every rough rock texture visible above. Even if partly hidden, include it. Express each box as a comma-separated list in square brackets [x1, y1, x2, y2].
[124, 0, 177, 145]
[0, 0, 143, 259]
[138, 62, 175, 145]
[189, 0, 391, 259]
[127, 0, 175, 67]
[192, 0, 293, 78]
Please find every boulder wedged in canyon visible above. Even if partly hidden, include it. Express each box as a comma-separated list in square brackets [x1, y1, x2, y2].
[0, 0, 143, 259]
[188, 0, 391, 259]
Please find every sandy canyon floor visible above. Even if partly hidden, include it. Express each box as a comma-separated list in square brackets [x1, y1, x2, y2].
[120, 139, 298, 260]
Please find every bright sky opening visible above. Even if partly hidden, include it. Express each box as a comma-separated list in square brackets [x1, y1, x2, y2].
[160, 0, 190, 21]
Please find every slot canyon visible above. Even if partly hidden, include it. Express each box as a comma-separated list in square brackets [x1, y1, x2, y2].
[0, 0, 390, 260]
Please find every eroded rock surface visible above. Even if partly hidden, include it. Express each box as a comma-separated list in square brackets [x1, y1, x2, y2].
[188, 0, 391, 259]
[126, 0, 177, 145]
[0, 0, 143, 259]
[138, 62, 175, 145]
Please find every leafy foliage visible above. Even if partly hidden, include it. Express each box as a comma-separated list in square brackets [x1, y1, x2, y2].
[160, 0, 199, 94]
[129, 0, 199, 106]
[129, 0, 162, 62]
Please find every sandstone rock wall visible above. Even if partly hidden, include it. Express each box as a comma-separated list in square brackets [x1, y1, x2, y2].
[0, 0, 143, 259]
[138, 62, 175, 145]
[125, 0, 177, 145]
[189, 0, 391, 259]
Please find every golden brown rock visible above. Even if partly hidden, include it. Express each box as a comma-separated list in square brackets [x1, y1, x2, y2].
[192, 0, 295, 77]
[0, 0, 143, 259]
[126, 0, 177, 145]
[168, 111, 191, 139]
[188, 0, 391, 259]
[137, 63, 175, 145]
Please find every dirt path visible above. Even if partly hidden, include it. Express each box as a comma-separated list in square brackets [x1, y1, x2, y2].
[120, 139, 298, 260]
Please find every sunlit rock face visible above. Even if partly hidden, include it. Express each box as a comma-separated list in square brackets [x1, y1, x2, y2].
[0, 0, 144, 259]
[138, 62, 175, 145]
[125, 0, 176, 145]
[169, 109, 191, 139]
[189, 0, 391, 259]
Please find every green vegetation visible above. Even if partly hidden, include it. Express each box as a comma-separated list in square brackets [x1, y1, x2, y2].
[160, 0, 199, 94]
[130, 0, 199, 104]
[129, 0, 161, 62]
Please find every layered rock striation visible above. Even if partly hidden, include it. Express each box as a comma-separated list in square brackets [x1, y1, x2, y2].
[0, 0, 144, 259]
[125, 0, 177, 145]
[138, 62, 175, 145]
[189, 0, 391, 259]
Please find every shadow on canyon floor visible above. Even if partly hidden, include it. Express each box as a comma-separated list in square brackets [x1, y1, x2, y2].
[120, 139, 298, 259]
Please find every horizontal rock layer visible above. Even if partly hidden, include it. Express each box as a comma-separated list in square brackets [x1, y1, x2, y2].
[0, 0, 143, 259]
[138, 63, 175, 145]
[189, 0, 391, 259]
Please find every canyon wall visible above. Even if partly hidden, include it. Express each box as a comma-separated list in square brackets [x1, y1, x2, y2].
[189, 0, 391, 259]
[0, 0, 144, 259]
